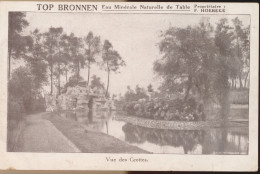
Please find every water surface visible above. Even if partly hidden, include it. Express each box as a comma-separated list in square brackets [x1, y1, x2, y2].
[58, 110, 248, 154]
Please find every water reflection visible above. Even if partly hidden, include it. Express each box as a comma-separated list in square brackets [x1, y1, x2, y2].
[122, 124, 248, 154]
[58, 110, 248, 154]
[122, 124, 204, 154]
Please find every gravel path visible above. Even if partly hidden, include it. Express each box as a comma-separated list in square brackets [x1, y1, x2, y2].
[15, 113, 80, 152]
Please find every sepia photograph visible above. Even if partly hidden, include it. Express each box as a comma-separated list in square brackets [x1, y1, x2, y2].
[0, 1, 259, 171]
[7, 12, 250, 155]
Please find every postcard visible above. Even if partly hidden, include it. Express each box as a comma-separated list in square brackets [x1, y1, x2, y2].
[0, 1, 258, 171]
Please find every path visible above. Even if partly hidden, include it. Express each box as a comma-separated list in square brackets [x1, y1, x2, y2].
[14, 113, 80, 152]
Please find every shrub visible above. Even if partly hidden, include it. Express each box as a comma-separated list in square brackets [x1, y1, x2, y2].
[8, 67, 46, 117]
[8, 95, 25, 121]
[122, 97, 206, 121]
[229, 89, 249, 104]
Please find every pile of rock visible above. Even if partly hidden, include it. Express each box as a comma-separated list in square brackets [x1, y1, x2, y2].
[45, 84, 116, 111]
[60, 86, 92, 110]
[106, 99, 116, 110]
[92, 96, 116, 110]
[57, 94, 67, 110]
[45, 94, 57, 112]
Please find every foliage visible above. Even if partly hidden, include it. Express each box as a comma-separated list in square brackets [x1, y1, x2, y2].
[155, 18, 218, 102]
[124, 85, 149, 102]
[25, 29, 48, 89]
[8, 67, 45, 114]
[154, 17, 250, 120]
[8, 95, 25, 120]
[58, 33, 75, 84]
[147, 84, 154, 93]
[84, 31, 101, 85]
[8, 13, 46, 118]
[123, 97, 205, 121]
[102, 40, 126, 96]
[90, 75, 105, 90]
[8, 12, 32, 78]
[229, 89, 249, 104]
[43, 27, 64, 94]
[8, 12, 128, 118]
[64, 74, 84, 89]
[8, 12, 31, 58]
[231, 17, 250, 88]
[66, 33, 85, 83]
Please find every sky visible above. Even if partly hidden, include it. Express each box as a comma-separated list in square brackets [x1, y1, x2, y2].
[23, 12, 250, 95]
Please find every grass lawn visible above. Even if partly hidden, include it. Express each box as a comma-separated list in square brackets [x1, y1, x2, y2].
[45, 113, 149, 153]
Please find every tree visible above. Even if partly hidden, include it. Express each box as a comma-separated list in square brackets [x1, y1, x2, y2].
[124, 86, 135, 102]
[154, 17, 241, 120]
[90, 75, 105, 90]
[43, 27, 63, 94]
[135, 85, 149, 100]
[68, 33, 84, 84]
[147, 84, 154, 93]
[25, 29, 48, 89]
[52, 30, 66, 95]
[124, 85, 148, 102]
[214, 18, 237, 119]
[84, 31, 101, 86]
[65, 74, 84, 88]
[242, 25, 250, 88]
[9, 67, 39, 113]
[232, 17, 250, 88]
[154, 18, 217, 103]
[59, 34, 73, 85]
[102, 40, 125, 97]
[8, 12, 32, 79]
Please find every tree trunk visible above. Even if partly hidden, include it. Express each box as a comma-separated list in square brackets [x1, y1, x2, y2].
[184, 75, 192, 101]
[220, 88, 230, 121]
[58, 63, 61, 95]
[236, 35, 243, 89]
[239, 74, 243, 88]
[244, 72, 249, 88]
[87, 61, 90, 86]
[50, 63, 53, 95]
[65, 68, 68, 84]
[58, 48, 61, 95]
[219, 72, 230, 124]
[106, 70, 110, 98]
[77, 61, 80, 84]
[78, 62, 80, 81]
[202, 76, 215, 120]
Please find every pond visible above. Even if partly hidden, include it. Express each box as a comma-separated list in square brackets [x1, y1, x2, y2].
[58, 110, 249, 154]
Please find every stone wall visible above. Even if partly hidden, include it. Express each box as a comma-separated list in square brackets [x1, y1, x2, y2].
[115, 115, 223, 130]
